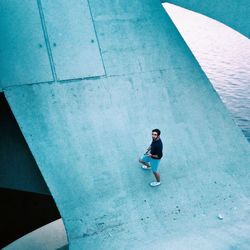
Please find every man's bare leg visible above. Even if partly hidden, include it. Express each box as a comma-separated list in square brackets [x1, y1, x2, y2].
[153, 172, 160, 182]
[139, 159, 150, 168]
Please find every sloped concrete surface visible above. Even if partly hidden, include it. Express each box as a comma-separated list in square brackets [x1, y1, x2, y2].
[6, 70, 250, 249]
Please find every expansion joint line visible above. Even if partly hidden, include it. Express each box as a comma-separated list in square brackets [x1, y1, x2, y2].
[37, 0, 58, 82]
[86, 0, 107, 76]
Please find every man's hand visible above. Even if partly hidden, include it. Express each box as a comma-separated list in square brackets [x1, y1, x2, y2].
[149, 154, 158, 158]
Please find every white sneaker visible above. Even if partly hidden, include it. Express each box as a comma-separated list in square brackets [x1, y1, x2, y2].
[150, 181, 161, 187]
[141, 165, 151, 170]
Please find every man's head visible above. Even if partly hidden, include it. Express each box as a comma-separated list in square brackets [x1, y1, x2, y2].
[152, 129, 161, 141]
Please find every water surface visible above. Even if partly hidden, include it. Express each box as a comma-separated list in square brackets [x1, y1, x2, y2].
[163, 3, 250, 142]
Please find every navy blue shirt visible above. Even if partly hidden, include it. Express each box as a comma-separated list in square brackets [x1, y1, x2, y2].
[150, 138, 163, 159]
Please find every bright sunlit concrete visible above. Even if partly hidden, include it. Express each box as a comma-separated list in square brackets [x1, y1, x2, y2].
[3, 219, 68, 250]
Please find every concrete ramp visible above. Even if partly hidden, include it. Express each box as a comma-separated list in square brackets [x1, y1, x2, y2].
[2, 0, 250, 249]
[6, 73, 250, 249]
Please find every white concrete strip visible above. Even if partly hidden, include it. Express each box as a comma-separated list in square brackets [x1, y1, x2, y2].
[3, 219, 68, 250]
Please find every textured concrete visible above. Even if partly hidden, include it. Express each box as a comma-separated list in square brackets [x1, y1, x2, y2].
[6, 69, 250, 249]
[40, 0, 105, 80]
[1, 0, 250, 249]
[0, 0, 53, 87]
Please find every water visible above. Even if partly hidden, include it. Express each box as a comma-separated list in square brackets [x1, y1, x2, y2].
[163, 3, 250, 143]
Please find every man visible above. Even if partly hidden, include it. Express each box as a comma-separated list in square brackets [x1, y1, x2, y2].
[139, 129, 163, 187]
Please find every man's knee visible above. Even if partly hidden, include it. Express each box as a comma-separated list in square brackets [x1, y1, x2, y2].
[152, 167, 159, 174]
[139, 159, 146, 165]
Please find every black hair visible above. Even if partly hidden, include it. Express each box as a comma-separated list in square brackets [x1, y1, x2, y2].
[152, 128, 161, 136]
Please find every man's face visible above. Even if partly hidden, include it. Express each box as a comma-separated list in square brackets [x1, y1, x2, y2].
[152, 132, 159, 141]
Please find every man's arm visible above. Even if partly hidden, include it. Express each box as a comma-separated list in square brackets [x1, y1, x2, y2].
[144, 146, 151, 155]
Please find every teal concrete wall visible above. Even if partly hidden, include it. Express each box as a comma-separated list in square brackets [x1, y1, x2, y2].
[1, 0, 250, 249]
[0, 0, 53, 87]
[164, 0, 250, 38]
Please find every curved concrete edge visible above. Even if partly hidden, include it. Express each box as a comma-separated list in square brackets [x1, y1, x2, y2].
[165, 0, 250, 38]
[3, 219, 68, 250]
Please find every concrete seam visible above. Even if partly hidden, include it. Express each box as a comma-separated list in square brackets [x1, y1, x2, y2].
[1, 69, 172, 91]
[86, 0, 107, 76]
[37, 0, 58, 82]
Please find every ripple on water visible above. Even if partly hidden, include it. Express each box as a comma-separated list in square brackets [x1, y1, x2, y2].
[165, 3, 250, 142]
